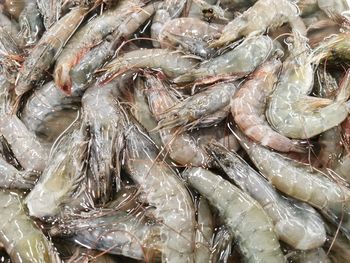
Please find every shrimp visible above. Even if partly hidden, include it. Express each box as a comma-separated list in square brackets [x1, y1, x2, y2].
[232, 56, 308, 152]
[173, 35, 273, 84]
[208, 142, 327, 250]
[194, 197, 213, 263]
[151, 0, 187, 47]
[0, 189, 61, 262]
[99, 49, 199, 84]
[36, 0, 62, 29]
[123, 119, 196, 262]
[210, 0, 305, 47]
[267, 31, 350, 139]
[157, 81, 237, 131]
[25, 124, 89, 218]
[54, 0, 159, 94]
[81, 81, 125, 204]
[20, 81, 80, 144]
[234, 128, 350, 239]
[2, 0, 25, 19]
[159, 17, 222, 58]
[183, 167, 285, 263]
[0, 155, 38, 189]
[18, 1, 45, 46]
[191, 0, 233, 22]
[15, 5, 90, 96]
[144, 74, 212, 167]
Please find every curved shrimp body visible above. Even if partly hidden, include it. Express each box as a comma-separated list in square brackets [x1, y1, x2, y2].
[183, 167, 285, 263]
[194, 197, 213, 263]
[159, 17, 222, 58]
[144, 74, 212, 167]
[36, 0, 62, 29]
[25, 126, 89, 218]
[0, 155, 38, 189]
[81, 82, 125, 204]
[18, 1, 45, 46]
[54, 0, 158, 94]
[267, 33, 350, 139]
[15, 6, 88, 96]
[158, 81, 237, 131]
[235, 128, 350, 239]
[232, 57, 306, 152]
[0, 114, 48, 172]
[0, 189, 61, 263]
[100, 49, 198, 84]
[208, 143, 327, 250]
[173, 35, 273, 84]
[210, 0, 303, 47]
[20, 81, 80, 143]
[124, 121, 196, 262]
[53, 211, 163, 261]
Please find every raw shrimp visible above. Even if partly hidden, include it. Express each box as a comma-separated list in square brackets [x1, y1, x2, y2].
[232, 56, 308, 152]
[54, 0, 158, 94]
[210, 0, 305, 47]
[194, 197, 213, 263]
[15, 5, 90, 96]
[157, 81, 237, 131]
[52, 211, 162, 261]
[173, 35, 273, 84]
[0, 189, 61, 262]
[2, 0, 25, 19]
[145, 74, 212, 167]
[235, 128, 350, 239]
[183, 167, 285, 263]
[151, 0, 187, 47]
[18, 1, 45, 46]
[99, 49, 198, 84]
[81, 81, 125, 204]
[25, 124, 89, 218]
[208, 142, 327, 250]
[36, 0, 62, 29]
[267, 31, 350, 139]
[123, 119, 196, 262]
[20, 81, 80, 143]
[159, 17, 222, 58]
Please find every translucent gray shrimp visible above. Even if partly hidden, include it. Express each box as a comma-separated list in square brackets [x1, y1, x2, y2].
[210, 0, 305, 47]
[145, 74, 212, 167]
[54, 0, 158, 94]
[194, 197, 213, 263]
[100, 49, 199, 85]
[235, 128, 350, 239]
[123, 119, 196, 262]
[0, 155, 38, 189]
[0, 189, 61, 263]
[267, 31, 350, 139]
[157, 81, 237, 131]
[20, 81, 80, 143]
[15, 5, 90, 96]
[36, 0, 62, 29]
[183, 167, 285, 263]
[151, 0, 187, 47]
[25, 124, 89, 218]
[173, 35, 273, 84]
[51, 211, 162, 261]
[208, 142, 327, 250]
[159, 17, 222, 58]
[18, 1, 45, 46]
[81, 81, 125, 205]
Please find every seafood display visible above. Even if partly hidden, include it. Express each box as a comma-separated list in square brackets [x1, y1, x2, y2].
[1, 0, 350, 262]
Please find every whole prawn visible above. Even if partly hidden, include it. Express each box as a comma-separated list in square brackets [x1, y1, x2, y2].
[184, 167, 285, 263]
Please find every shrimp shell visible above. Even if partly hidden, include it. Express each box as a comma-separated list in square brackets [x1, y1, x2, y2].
[183, 167, 285, 263]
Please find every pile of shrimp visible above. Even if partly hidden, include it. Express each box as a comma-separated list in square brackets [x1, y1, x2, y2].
[2, 0, 350, 262]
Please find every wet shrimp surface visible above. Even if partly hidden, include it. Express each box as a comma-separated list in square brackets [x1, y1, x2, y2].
[1, 0, 350, 262]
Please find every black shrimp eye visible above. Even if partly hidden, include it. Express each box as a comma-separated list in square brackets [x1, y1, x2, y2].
[202, 8, 214, 15]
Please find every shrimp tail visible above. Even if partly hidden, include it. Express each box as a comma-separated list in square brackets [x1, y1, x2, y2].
[54, 65, 72, 95]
